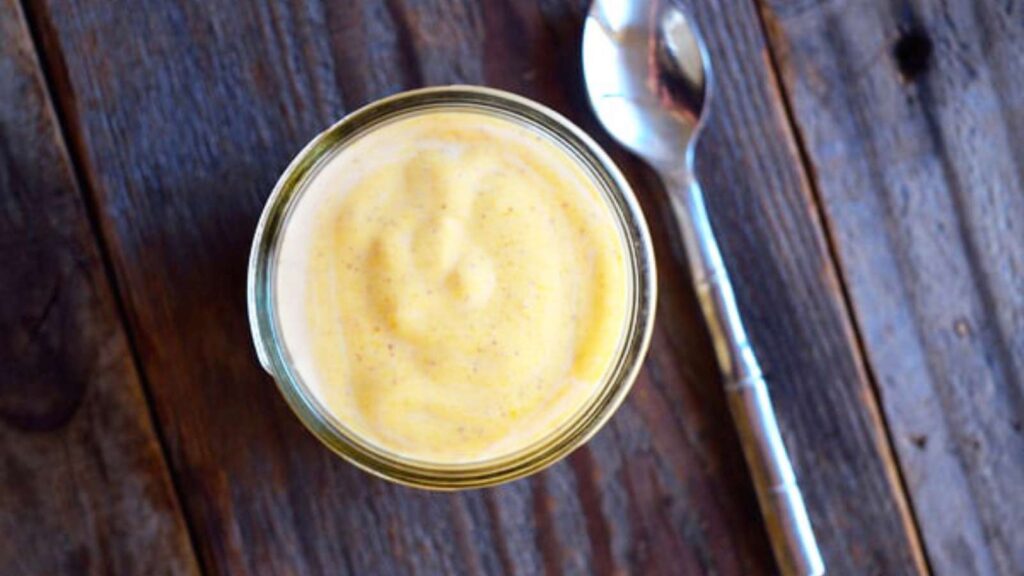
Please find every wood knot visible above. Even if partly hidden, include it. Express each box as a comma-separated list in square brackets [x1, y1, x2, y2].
[0, 368, 86, 432]
[893, 28, 933, 81]
[0, 274, 87, 432]
[909, 434, 928, 450]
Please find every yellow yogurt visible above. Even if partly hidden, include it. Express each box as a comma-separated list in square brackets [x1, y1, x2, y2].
[275, 110, 628, 463]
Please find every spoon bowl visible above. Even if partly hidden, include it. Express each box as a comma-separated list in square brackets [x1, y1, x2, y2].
[582, 0, 707, 170]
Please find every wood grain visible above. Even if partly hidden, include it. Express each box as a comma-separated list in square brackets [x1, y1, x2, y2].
[18, 0, 933, 573]
[0, 0, 200, 574]
[758, 0, 1024, 574]
[677, 1, 929, 573]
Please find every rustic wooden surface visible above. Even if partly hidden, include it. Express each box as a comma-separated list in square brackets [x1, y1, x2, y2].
[2, 0, 1021, 574]
[759, 1, 1024, 574]
[0, 0, 200, 574]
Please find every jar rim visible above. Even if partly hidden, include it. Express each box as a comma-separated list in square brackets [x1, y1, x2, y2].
[247, 85, 656, 489]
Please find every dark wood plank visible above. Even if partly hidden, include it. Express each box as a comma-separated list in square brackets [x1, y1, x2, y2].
[22, 0, 926, 573]
[0, 0, 201, 574]
[758, 0, 1024, 574]
[676, 1, 930, 573]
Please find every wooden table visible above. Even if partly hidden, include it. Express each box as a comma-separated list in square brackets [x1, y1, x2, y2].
[2, 0, 1022, 574]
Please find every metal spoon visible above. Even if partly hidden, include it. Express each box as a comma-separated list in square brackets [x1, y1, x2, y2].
[582, 2, 825, 574]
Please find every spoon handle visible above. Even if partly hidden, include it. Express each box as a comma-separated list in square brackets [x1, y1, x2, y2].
[663, 169, 825, 576]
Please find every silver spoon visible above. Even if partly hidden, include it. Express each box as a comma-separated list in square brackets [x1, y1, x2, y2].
[582, 1, 825, 574]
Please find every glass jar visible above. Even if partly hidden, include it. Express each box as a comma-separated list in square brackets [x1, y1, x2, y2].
[247, 86, 656, 489]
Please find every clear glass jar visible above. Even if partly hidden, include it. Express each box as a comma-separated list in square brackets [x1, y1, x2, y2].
[247, 86, 656, 489]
